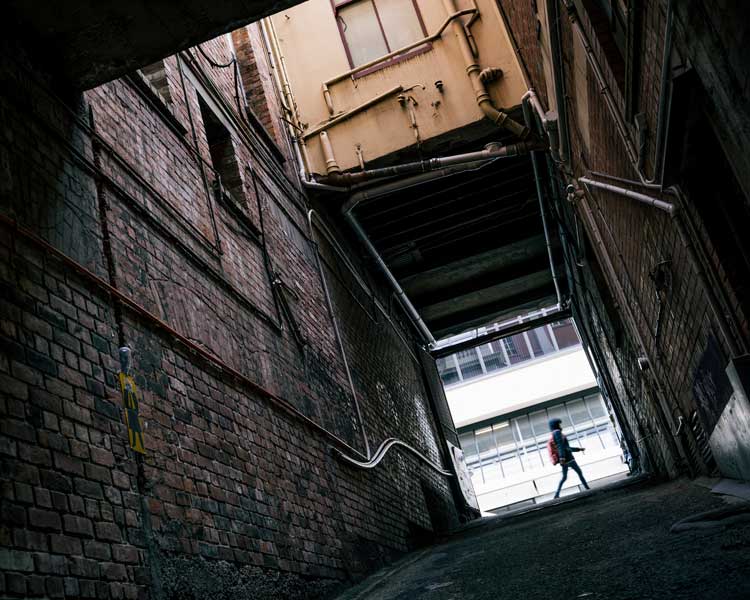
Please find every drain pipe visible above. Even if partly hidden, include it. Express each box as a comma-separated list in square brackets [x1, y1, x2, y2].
[442, 0, 529, 139]
[343, 210, 436, 346]
[546, 0, 570, 164]
[523, 98, 563, 309]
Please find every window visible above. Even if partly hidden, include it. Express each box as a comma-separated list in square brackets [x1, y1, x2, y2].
[333, 0, 428, 68]
[503, 334, 531, 364]
[478, 339, 507, 373]
[198, 98, 245, 206]
[455, 349, 483, 380]
[527, 325, 557, 356]
[437, 356, 460, 386]
[551, 319, 580, 349]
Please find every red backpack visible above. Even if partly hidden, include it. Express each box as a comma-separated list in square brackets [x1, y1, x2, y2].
[548, 435, 560, 465]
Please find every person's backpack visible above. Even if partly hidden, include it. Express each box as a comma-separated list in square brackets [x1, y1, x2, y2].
[548, 435, 560, 465]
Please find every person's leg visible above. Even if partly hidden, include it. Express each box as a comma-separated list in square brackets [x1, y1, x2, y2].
[569, 460, 590, 490]
[554, 463, 569, 498]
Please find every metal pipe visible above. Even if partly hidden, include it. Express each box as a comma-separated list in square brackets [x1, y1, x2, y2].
[319, 131, 341, 175]
[561, 0, 665, 189]
[339, 159, 503, 347]
[523, 88, 560, 159]
[343, 210, 435, 346]
[569, 185, 686, 468]
[648, 0, 675, 185]
[546, 0, 570, 163]
[342, 160, 492, 214]
[304, 86, 404, 140]
[578, 177, 676, 215]
[319, 139, 543, 186]
[524, 98, 563, 309]
[442, 0, 529, 139]
[333, 437, 452, 476]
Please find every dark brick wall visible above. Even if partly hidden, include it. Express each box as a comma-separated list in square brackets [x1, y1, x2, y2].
[501, 0, 750, 479]
[0, 30, 459, 600]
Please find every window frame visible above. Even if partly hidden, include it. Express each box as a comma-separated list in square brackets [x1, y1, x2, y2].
[330, 0, 431, 75]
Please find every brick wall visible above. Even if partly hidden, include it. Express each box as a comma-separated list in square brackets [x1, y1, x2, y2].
[501, 0, 750, 480]
[0, 31, 460, 600]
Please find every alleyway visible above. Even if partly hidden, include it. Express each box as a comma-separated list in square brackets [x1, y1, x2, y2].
[336, 480, 750, 600]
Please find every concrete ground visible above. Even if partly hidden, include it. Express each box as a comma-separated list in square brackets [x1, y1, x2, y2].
[336, 479, 750, 600]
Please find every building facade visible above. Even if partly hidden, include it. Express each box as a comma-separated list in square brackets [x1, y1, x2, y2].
[437, 313, 628, 511]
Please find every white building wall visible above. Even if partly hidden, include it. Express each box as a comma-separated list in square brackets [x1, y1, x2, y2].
[447, 347, 597, 428]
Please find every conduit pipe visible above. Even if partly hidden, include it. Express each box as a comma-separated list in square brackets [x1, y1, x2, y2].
[523, 88, 561, 160]
[334, 437, 453, 476]
[546, 0, 570, 163]
[339, 160, 503, 347]
[567, 184, 687, 468]
[442, 0, 529, 139]
[523, 98, 563, 309]
[578, 177, 676, 215]
[318, 139, 544, 186]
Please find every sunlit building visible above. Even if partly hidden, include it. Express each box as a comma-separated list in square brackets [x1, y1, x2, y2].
[437, 310, 629, 512]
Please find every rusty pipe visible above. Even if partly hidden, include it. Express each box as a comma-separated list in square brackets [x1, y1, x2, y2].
[317, 139, 544, 186]
[442, 0, 528, 139]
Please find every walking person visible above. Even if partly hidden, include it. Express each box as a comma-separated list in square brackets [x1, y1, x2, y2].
[548, 418, 590, 498]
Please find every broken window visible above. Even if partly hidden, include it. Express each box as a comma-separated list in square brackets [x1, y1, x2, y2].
[198, 97, 245, 206]
[334, 0, 427, 68]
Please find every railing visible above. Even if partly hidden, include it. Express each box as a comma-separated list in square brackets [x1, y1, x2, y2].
[474, 451, 628, 511]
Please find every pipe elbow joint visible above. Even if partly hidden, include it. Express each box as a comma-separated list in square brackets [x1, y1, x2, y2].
[479, 67, 504, 84]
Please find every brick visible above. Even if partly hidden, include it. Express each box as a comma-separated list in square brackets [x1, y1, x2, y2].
[84, 540, 112, 560]
[46, 576, 65, 598]
[85, 462, 112, 484]
[95, 521, 123, 542]
[0, 373, 28, 399]
[63, 514, 94, 538]
[26, 349, 57, 376]
[101, 561, 128, 581]
[28, 507, 62, 531]
[50, 533, 83, 555]
[39, 469, 72, 493]
[112, 544, 139, 564]
[91, 446, 115, 467]
[75, 477, 104, 499]
[34, 552, 68, 575]
[0, 548, 34, 572]
[53, 452, 85, 476]
[70, 556, 100, 578]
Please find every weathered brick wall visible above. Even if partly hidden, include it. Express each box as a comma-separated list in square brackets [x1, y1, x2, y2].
[502, 0, 750, 479]
[0, 31, 459, 600]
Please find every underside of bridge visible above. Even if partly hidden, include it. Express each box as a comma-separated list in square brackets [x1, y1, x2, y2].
[351, 132, 563, 340]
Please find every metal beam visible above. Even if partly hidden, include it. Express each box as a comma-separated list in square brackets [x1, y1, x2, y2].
[431, 308, 572, 358]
